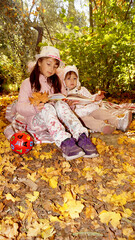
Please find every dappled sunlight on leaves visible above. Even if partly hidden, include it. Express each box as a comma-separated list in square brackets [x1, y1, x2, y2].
[0, 93, 135, 239]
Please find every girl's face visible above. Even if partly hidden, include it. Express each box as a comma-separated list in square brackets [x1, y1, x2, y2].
[65, 72, 77, 90]
[38, 57, 59, 77]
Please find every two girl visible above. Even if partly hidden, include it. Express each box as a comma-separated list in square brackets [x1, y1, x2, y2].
[5, 46, 98, 160]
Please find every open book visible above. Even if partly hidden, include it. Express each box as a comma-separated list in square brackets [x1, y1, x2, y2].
[49, 93, 94, 104]
[29, 92, 95, 106]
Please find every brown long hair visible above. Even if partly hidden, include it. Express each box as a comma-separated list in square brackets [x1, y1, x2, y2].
[30, 58, 61, 93]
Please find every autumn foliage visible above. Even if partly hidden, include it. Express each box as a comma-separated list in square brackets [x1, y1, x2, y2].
[0, 94, 135, 239]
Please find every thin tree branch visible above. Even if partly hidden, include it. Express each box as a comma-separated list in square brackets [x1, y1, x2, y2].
[93, 0, 98, 10]
[33, 26, 43, 53]
[40, 15, 54, 45]
[125, 0, 133, 20]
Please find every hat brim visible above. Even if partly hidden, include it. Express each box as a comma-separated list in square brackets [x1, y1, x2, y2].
[35, 54, 64, 67]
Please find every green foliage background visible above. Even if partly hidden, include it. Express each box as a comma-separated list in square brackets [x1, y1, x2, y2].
[55, 22, 135, 94]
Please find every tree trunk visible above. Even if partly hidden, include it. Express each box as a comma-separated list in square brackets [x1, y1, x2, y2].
[33, 26, 43, 53]
[89, 0, 93, 32]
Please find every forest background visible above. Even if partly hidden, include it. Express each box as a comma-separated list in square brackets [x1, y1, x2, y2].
[0, 1, 135, 239]
[0, 0, 135, 97]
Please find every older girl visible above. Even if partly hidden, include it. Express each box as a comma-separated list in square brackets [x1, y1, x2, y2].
[5, 46, 98, 160]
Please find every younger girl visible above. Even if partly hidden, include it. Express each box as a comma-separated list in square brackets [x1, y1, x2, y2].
[57, 65, 132, 134]
[5, 46, 98, 160]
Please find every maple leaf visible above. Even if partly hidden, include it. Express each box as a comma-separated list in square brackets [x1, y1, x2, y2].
[129, 120, 135, 130]
[0, 120, 6, 128]
[123, 163, 135, 174]
[110, 192, 130, 206]
[108, 173, 128, 187]
[118, 135, 128, 144]
[99, 210, 121, 228]
[29, 91, 49, 106]
[0, 220, 19, 238]
[126, 137, 135, 144]
[49, 216, 61, 222]
[27, 219, 55, 239]
[66, 199, 84, 219]
[17, 205, 26, 212]
[49, 176, 58, 188]
[64, 191, 75, 202]
[62, 161, 71, 168]
[17, 205, 26, 220]
[23, 156, 33, 161]
[117, 238, 126, 240]
[27, 172, 38, 182]
[57, 191, 85, 219]
[0, 202, 4, 212]
[121, 207, 132, 218]
[62, 161, 72, 173]
[82, 167, 93, 180]
[94, 166, 109, 176]
[38, 166, 60, 187]
[18, 212, 25, 220]
[40, 151, 53, 160]
[25, 191, 39, 202]
[5, 193, 20, 202]
[40, 154, 46, 160]
[85, 206, 97, 219]
[122, 227, 134, 237]
[71, 184, 86, 195]
[41, 227, 56, 239]
[4, 164, 17, 174]
[21, 164, 32, 173]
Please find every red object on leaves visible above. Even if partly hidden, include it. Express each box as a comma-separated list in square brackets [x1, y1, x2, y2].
[10, 131, 34, 154]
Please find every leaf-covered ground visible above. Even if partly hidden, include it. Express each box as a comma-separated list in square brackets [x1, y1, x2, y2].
[0, 93, 135, 240]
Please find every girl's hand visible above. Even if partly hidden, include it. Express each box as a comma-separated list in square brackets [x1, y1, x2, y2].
[37, 102, 45, 111]
[95, 91, 105, 101]
[64, 99, 79, 110]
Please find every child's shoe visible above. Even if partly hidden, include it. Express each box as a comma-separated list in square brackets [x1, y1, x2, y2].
[60, 138, 85, 161]
[77, 133, 99, 158]
[117, 111, 132, 132]
[101, 124, 116, 134]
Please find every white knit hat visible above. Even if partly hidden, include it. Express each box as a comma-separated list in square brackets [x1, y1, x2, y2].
[57, 65, 81, 88]
[35, 46, 64, 67]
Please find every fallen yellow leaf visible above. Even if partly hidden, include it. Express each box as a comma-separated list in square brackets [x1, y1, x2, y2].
[118, 136, 128, 144]
[27, 172, 38, 182]
[49, 176, 58, 188]
[121, 207, 132, 218]
[25, 191, 39, 202]
[85, 206, 97, 219]
[122, 227, 133, 237]
[49, 215, 61, 222]
[5, 193, 20, 202]
[99, 210, 121, 228]
[66, 199, 84, 219]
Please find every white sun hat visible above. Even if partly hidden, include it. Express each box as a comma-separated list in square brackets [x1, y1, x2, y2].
[35, 46, 64, 67]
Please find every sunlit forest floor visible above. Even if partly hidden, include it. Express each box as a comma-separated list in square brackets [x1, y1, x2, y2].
[0, 93, 135, 240]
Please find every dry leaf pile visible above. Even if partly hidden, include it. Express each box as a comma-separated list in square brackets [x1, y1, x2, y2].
[0, 94, 135, 240]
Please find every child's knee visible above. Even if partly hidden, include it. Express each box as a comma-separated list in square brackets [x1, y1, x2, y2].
[55, 100, 69, 111]
[42, 103, 56, 115]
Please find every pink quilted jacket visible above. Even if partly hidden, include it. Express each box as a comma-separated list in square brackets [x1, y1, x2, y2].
[16, 74, 54, 127]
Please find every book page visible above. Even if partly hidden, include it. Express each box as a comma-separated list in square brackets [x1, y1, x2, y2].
[67, 94, 94, 104]
[48, 93, 94, 104]
[49, 93, 66, 100]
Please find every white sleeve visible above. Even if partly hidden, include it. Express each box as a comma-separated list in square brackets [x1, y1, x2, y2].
[79, 87, 98, 100]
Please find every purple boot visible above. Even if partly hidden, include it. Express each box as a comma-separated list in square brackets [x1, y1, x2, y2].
[77, 133, 99, 158]
[61, 138, 85, 161]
